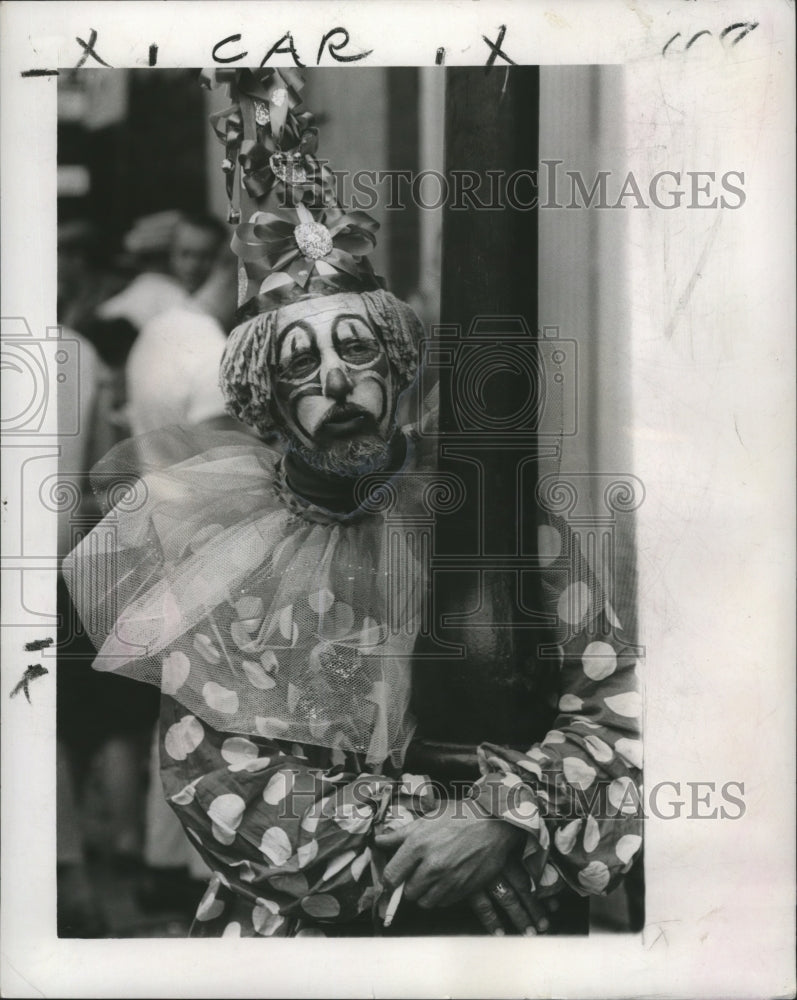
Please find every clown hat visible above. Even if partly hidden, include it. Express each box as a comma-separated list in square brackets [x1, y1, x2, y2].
[201, 68, 386, 324]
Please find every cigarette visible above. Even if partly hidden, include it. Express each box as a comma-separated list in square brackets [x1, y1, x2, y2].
[382, 883, 405, 928]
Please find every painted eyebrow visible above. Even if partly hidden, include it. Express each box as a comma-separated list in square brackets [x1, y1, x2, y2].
[275, 319, 315, 361]
[332, 313, 376, 339]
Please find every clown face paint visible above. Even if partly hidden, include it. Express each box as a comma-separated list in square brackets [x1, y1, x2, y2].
[272, 294, 396, 453]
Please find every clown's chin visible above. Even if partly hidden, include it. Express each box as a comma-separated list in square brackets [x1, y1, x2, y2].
[289, 432, 394, 478]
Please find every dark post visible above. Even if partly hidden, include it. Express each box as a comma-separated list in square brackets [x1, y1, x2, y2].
[411, 67, 555, 751]
[386, 68, 421, 302]
[440, 67, 539, 331]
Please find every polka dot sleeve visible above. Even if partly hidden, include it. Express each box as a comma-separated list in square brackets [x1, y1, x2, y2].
[158, 695, 433, 936]
[470, 515, 643, 899]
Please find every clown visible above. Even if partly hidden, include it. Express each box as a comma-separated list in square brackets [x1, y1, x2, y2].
[222, 286, 422, 488]
[65, 69, 642, 937]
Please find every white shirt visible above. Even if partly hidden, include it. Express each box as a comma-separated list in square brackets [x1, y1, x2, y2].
[98, 272, 188, 330]
[126, 306, 228, 437]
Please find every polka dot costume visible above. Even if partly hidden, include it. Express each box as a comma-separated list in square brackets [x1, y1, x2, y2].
[67, 426, 642, 935]
[159, 693, 439, 936]
[471, 520, 642, 902]
[158, 512, 641, 935]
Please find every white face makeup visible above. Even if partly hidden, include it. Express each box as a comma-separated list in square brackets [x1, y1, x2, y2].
[272, 293, 396, 451]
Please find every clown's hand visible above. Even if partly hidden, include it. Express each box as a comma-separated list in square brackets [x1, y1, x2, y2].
[374, 803, 524, 909]
[469, 859, 559, 936]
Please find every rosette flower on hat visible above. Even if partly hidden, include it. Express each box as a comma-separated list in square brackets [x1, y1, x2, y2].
[231, 202, 380, 299]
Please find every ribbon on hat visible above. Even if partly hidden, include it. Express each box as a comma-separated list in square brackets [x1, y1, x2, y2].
[202, 67, 325, 219]
[201, 67, 305, 135]
[201, 67, 385, 313]
[232, 202, 380, 291]
[236, 128, 332, 205]
[236, 67, 305, 139]
[208, 105, 244, 211]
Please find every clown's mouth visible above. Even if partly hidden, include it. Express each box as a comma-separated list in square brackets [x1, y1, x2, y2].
[317, 405, 376, 439]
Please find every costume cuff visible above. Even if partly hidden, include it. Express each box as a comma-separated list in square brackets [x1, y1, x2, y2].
[470, 769, 557, 896]
[474, 743, 643, 899]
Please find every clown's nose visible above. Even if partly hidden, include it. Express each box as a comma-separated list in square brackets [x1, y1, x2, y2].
[324, 367, 354, 401]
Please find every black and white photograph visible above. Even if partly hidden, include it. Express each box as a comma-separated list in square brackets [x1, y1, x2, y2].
[1, 2, 794, 997]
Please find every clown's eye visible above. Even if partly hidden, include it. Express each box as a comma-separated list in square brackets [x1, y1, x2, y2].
[339, 340, 379, 364]
[281, 351, 319, 380]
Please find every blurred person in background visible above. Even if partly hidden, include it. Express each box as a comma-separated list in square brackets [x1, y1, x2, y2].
[56, 216, 166, 907]
[169, 213, 228, 295]
[122, 222, 249, 918]
[124, 231, 238, 440]
[57, 210, 240, 931]
[56, 221, 153, 934]
[98, 211, 227, 328]
[57, 220, 125, 334]
[55, 317, 111, 938]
